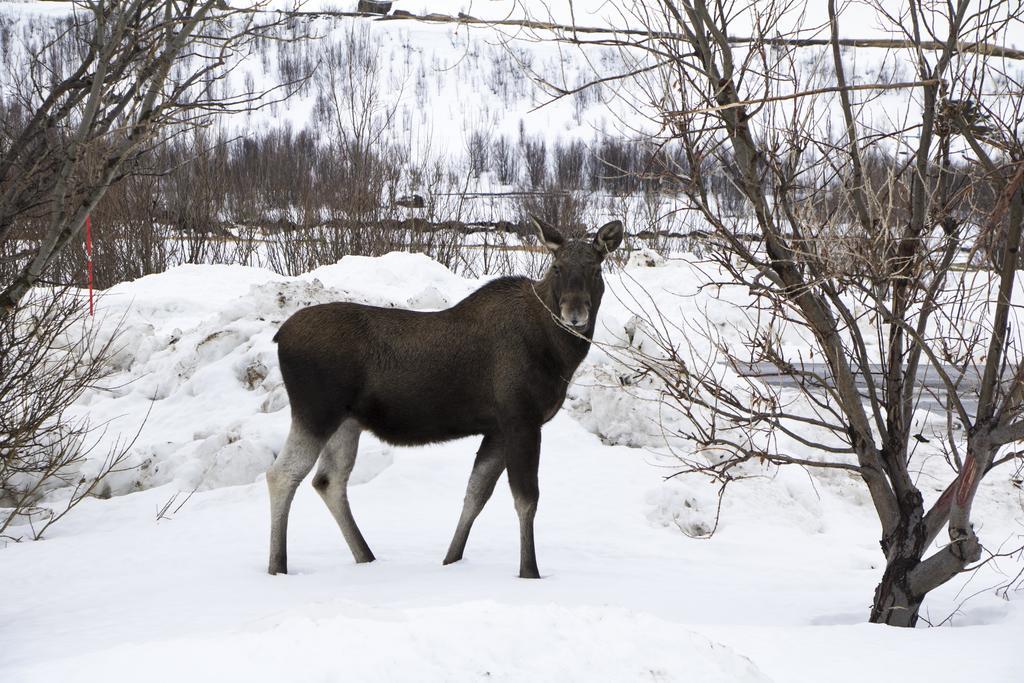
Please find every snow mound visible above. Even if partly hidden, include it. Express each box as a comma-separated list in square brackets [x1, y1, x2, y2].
[53, 252, 847, 541]
[68, 256, 471, 496]
[78, 252, 731, 500]
[645, 480, 721, 538]
[627, 248, 668, 268]
[36, 251, 967, 547]
[567, 363, 672, 449]
[7, 602, 772, 683]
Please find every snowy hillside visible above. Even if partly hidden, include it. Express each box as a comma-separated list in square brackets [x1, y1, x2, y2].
[8, 0, 1017, 188]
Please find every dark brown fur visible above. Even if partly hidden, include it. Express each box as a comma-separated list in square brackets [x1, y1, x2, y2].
[275, 275, 590, 443]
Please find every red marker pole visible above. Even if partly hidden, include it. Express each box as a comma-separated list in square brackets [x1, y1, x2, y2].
[85, 214, 94, 316]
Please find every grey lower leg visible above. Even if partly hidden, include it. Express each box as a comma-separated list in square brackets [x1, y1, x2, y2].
[267, 423, 323, 575]
[444, 435, 505, 565]
[312, 419, 374, 563]
[504, 428, 542, 579]
[513, 496, 539, 579]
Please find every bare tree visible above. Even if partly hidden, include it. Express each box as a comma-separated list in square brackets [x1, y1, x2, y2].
[0, 0, 303, 314]
[0, 287, 134, 541]
[522, 133, 548, 188]
[314, 22, 403, 226]
[0, 1, 305, 537]
[522, 0, 1024, 626]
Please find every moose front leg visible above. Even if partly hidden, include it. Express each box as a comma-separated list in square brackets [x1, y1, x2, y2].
[503, 427, 542, 579]
[444, 433, 506, 566]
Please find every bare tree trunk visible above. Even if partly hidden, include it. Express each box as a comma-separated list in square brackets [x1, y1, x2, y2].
[872, 565, 924, 627]
[870, 494, 927, 626]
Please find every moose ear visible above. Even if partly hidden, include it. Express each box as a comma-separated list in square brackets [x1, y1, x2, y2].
[530, 215, 565, 253]
[594, 220, 624, 255]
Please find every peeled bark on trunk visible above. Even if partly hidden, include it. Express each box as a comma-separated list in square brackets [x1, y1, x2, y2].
[870, 448, 990, 626]
[870, 556, 925, 626]
[869, 490, 927, 626]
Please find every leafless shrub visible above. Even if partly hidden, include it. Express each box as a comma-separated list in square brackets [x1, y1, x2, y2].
[1, 3, 710, 296]
[0, 287, 135, 541]
[0, 1, 307, 315]
[493, 135, 520, 185]
[522, 134, 548, 189]
[467, 128, 492, 179]
[554, 140, 588, 189]
[520, 185, 591, 240]
[86, 171, 174, 285]
[527, 0, 1024, 626]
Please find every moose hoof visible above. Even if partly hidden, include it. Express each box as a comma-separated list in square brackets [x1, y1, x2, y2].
[268, 565, 287, 576]
[519, 568, 541, 579]
[442, 552, 463, 566]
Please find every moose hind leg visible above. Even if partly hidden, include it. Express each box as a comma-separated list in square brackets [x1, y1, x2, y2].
[444, 434, 505, 566]
[312, 419, 375, 564]
[267, 422, 324, 575]
[504, 427, 542, 579]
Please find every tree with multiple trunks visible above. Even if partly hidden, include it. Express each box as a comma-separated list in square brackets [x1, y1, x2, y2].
[509, 0, 1024, 626]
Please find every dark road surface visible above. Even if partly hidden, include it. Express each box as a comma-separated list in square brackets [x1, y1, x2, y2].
[737, 362, 982, 415]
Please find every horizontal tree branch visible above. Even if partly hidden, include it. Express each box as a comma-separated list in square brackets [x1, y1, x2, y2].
[284, 9, 1024, 61]
[908, 529, 982, 597]
[663, 80, 941, 117]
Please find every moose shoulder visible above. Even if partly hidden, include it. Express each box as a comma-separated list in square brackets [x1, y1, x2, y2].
[267, 217, 624, 578]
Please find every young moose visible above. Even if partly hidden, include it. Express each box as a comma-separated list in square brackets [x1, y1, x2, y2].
[267, 217, 624, 578]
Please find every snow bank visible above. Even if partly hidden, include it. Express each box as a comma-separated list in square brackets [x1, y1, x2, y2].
[68, 253, 478, 498]
[37, 249, 1005, 541]
[7, 602, 770, 683]
[66, 251, 735, 502]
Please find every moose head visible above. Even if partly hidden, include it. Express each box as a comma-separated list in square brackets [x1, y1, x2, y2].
[531, 215, 624, 330]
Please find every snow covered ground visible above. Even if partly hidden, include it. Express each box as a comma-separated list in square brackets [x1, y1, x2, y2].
[2, 1, 1024, 680]
[2, 251, 1022, 682]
